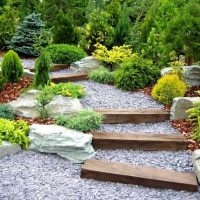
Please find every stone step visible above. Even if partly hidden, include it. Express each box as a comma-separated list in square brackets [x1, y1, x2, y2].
[52, 72, 88, 83]
[95, 109, 170, 124]
[91, 131, 189, 151]
[81, 160, 198, 192]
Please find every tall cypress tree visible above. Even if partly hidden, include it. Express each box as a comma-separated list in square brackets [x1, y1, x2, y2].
[113, 2, 130, 46]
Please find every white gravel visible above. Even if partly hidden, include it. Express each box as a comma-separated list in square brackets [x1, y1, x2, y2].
[0, 151, 199, 200]
[77, 80, 163, 109]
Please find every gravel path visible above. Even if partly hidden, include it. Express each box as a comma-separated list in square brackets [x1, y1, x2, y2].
[77, 81, 163, 109]
[0, 151, 199, 200]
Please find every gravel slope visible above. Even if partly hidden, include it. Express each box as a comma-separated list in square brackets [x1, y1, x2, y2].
[0, 151, 199, 200]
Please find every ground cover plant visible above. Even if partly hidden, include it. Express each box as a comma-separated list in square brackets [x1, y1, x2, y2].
[56, 109, 103, 132]
[0, 104, 14, 120]
[0, 118, 30, 149]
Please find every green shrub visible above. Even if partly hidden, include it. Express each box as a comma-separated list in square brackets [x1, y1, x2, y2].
[56, 109, 103, 132]
[88, 67, 114, 84]
[0, 78, 5, 91]
[34, 51, 52, 87]
[46, 82, 86, 99]
[0, 118, 30, 149]
[152, 74, 187, 105]
[114, 55, 160, 91]
[0, 104, 14, 120]
[1, 50, 24, 82]
[44, 44, 86, 64]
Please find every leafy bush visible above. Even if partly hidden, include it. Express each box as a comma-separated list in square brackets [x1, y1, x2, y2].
[46, 82, 86, 99]
[152, 74, 187, 105]
[34, 51, 52, 87]
[114, 55, 160, 91]
[0, 78, 5, 91]
[88, 67, 114, 84]
[56, 109, 103, 132]
[0, 104, 14, 120]
[1, 50, 24, 82]
[93, 43, 132, 70]
[44, 44, 86, 64]
[0, 118, 30, 149]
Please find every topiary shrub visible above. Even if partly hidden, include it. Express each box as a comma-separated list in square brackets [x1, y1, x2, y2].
[1, 50, 24, 82]
[44, 44, 86, 64]
[0, 118, 30, 149]
[152, 74, 187, 105]
[0, 104, 14, 120]
[56, 109, 103, 132]
[0, 78, 5, 91]
[88, 66, 114, 84]
[34, 51, 52, 87]
[114, 55, 160, 91]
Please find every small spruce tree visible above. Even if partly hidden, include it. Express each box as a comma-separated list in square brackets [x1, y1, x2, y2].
[34, 51, 52, 87]
[1, 50, 24, 82]
[9, 13, 50, 57]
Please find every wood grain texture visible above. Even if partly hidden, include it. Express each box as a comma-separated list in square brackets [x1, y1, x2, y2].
[90, 131, 189, 151]
[81, 160, 198, 192]
[95, 109, 170, 124]
[52, 73, 88, 83]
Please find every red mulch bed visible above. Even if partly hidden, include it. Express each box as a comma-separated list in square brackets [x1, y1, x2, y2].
[0, 77, 33, 103]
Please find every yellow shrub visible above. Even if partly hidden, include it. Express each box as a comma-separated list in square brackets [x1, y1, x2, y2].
[152, 74, 187, 105]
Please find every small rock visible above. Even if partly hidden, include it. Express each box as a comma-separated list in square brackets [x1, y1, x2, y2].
[0, 141, 21, 157]
[170, 97, 200, 120]
[192, 149, 200, 183]
[29, 124, 95, 163]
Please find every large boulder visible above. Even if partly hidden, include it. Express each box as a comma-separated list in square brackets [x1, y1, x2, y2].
[192, 150, 200, 183]
[8, 90, 82, 118]
[0, 141, 21, 157]
[170, 97, 200, 120]
[161, 65, 200, 86]
[70, 56, 102, 73]
[29, 124, 95, 163]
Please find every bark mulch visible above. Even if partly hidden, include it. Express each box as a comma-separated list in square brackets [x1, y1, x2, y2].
[0, 77, 33, 103]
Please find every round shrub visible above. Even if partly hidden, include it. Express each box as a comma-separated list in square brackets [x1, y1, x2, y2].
[88, 66, 114, 84]
[44, 44, 86, 64]
[56, 109, 103, 132]
[0, 78, 6, 91]
[34, 51, 52, 87]
[1, 50, 24, 82]
[0, 104, 14, 120]
[114, 55, 160, 91]
[152, 74, 187, 105]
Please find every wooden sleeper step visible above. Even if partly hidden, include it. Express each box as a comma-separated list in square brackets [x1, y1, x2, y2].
[91, 131, 189, 151]
[81, 160, 198, 192]
[95, 109, 170, 124]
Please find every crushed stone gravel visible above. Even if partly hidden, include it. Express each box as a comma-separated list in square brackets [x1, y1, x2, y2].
[0, 151, 199, 200]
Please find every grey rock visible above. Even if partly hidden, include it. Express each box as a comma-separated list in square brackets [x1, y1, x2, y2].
[0, 141, 21, 157]
[24, 69, 35, 78]
[170, 97, 200, 120]
[192, 150, 200, 183]
[70, 56, 102, 72]
[161, 65, 200, 86]
[29, 124, 95, 163]
[8, 90, 82, 118]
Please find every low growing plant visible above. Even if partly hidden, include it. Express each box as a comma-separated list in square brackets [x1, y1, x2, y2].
[152, 74, 187, 105]
[0, 104, 14, 120]
[44, 44, 86, 64]
[0, 118, 30, 149]
[56, 109, 103, 132]
[1, 50, 24, 82]
[88, 67, 114, 84]
[114, 55, 160, 91]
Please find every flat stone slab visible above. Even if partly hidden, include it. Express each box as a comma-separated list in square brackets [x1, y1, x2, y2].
[0, 141, 21, 157]
[81, 159, 198, 192]
[170, 97, 200, 120]
[29, 124, 95, 163]
[192, 149, 200, 183]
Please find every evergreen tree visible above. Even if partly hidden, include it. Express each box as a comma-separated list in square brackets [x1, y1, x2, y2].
[34, 51, 52, 87]
[113, 2, 130, 46]
[1, 50, 24, 82]
[9, 13, 50, 57]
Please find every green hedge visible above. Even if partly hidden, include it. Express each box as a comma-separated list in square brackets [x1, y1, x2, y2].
[44, 44, 86, 64]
